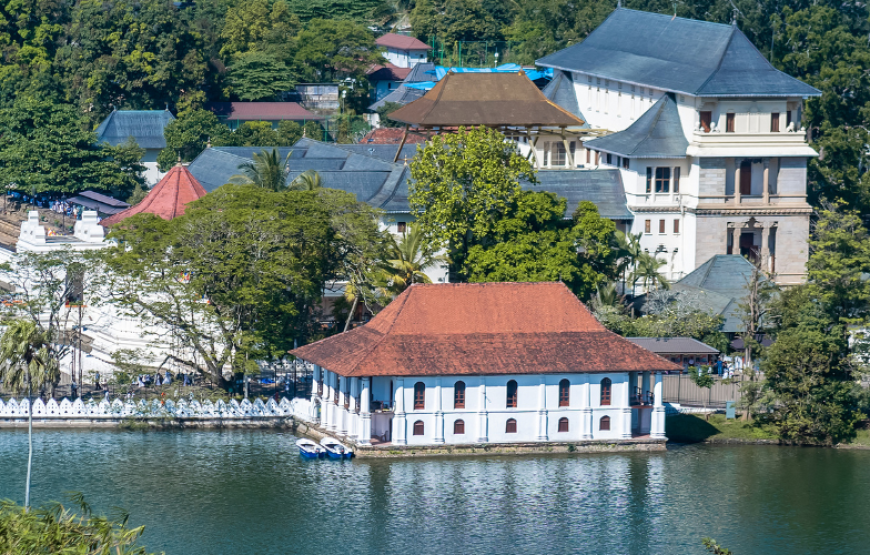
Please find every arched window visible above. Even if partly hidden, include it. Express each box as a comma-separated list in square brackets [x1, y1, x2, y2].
[454, 381, 466, 409]
[559, 379, 570, 407]
[506, 418, 517, 433]
[599, 416, 611, 431]
[414, 382, 425, 410]
[600, 378, 612, 406]
[506, 380, 518, 408]
[454, 419, 465, 435]
[558, 417, 569, 433]
[413, 420, 425, 435]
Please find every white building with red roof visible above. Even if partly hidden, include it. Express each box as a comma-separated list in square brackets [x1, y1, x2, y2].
[376, 33, 429, 69]
[292, 282, 677, 448]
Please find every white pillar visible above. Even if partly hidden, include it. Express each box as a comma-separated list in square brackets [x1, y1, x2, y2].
[581, 376, 592, 439]
[434, 377, 445, 443]
[651, 372, 666, 439]
[311, 364, 321, 422]
[621, 376, 632, 439]
[348, 378, 359, 440]
[477, 378, 488, 442]
[393, 378, 406, 445]
[360, 377, 372, 446]
[322, 370, 334, 431]
[536, 377, 548, 441]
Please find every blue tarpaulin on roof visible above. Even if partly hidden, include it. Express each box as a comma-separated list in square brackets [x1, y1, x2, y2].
[433, 65, 552, 81]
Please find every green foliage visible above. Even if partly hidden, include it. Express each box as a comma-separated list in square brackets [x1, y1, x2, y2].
[285, 0, 389, 22]
[688, 365, 714, 389]
[0, 497, 157, 554]
[229, 148, 291, 191]
[0, 320, 58, 395]
[293, 19, 383, 82]
[227, 51, 295, 101]
[380, 224, 445, 294]
[289, 169, 323, 191]
[157, 109, 231, 171]
[0, 98, 143, 198]
[375, 101, 404, 128]
[702, 537, 733, 555]
[220, 0, 301, 60]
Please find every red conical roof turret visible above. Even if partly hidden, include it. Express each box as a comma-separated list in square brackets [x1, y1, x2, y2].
[100, 164, 207, 227]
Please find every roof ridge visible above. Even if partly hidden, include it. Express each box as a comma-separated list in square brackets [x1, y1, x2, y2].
[633, 93, 671, 155]
[694, 25, 737, 95]
[344, 285, 415, 376]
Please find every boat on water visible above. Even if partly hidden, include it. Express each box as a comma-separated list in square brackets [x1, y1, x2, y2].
[296, 438, 325, 459]
[320, 436, 353, 459]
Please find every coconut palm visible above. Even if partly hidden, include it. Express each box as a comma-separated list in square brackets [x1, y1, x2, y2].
[629, 252, 670, 293]
[229, 148, 291, 191]
[380, 224, 445, 294]
[0, 319, 58, 509]
[289, 169, 322, 191]
[613, 230, 642, 294]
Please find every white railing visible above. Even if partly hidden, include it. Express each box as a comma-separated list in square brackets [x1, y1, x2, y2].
[0, 395, 314, 421]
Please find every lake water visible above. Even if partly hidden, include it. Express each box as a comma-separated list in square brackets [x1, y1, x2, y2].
[0, 429, 868, 555]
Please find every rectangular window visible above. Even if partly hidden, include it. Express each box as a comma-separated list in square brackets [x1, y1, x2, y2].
[616, 156, 621, 167]
[644, 220, 651, 234]
[674, 219, 680, 233]
[397, 221, 406, 233]
[622, 157, 630, 170]
[673, 167, 680, 193]
[786, 110, 793, 129]
[726, 113, 735, 133]
[700, 111, 712, 133]
[551, 142, 566, 167]
[655, 167, 671, 193]
[771, 112, 780, 132]
[606, 153, 612, 165]
[659, 219, 665, 234]
[586, 148, 591, 164]
[646, 167, 653, 193]
[595, 151, 600, 165]
[740, 160, 752, 195]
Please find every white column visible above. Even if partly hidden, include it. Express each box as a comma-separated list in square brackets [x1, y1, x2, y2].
[536, 377, 548, 441]
[581, 377, 592, 440]
[339, 377, 350, 436]
[621, 376, 632, 439]
[477, 378, 488, 442]
[310, 364, 321, 422]
[322, 370, 334, 431]
[651, 372, 666, 439]
[360, 377, 372, 446]
[393, 378, 406, 445]
[347, 378, 358, 440]
[434, 377, 445, 444]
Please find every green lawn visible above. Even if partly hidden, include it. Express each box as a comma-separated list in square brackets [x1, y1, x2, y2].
[666, 413, 779, 443]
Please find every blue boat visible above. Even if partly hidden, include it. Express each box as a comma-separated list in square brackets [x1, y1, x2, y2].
[321, 437, 353, 459]
[296, 438, 325, 459]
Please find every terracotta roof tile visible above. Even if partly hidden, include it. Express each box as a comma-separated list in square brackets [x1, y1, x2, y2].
[359, 128, 428, 144]
[291, 282, 681, 377]
[100, 165, 207, 227]
[376, 33, 430, 51]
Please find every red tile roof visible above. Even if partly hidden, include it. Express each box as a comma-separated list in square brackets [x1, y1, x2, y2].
[100, 165, 207, 227]
[291, 282, 681, 377]
[376, 33, 430, 51]
[359, 128, 428, 144]
[367, 63, 412, 81]
[205, 102, 324, 121]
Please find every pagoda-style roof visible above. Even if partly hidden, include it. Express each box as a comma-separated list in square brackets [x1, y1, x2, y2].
[291, 282, 679, 377]
[387, 71, 585, 128]
[100, 164, 207, 227]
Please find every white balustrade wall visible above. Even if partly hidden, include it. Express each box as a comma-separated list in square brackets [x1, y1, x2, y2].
[0, 396, 314, 422]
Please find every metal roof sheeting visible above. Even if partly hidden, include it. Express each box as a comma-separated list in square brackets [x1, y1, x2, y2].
[94, 110, 175, 149]
[626, 337, 720, 355]
[584, 93, 689, 158]
[536, 8, 820, 98]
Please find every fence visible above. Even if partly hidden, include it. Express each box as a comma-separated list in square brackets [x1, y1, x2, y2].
[662, 374, 743, 408]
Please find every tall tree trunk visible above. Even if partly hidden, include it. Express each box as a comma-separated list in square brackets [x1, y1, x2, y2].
[344, 296, 359, 333]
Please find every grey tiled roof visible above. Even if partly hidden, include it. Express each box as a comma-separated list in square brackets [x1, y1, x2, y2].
[584, 93, 688, 158]
[536, 9, 820, 98]
[541, 72, 589, 128]
[368, 62, 435, 111]
[626, 336, 719, 355]
[187, 140, 632, 220]
[94, 110, 175, 149]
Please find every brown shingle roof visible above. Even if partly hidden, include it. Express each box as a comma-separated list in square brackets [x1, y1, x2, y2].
[359, 128, 428, 144]
[367, 63, 412, 81]
[387, 71, 586, 128]
[376, 33, 429, 51]
[100, 165, 207, 227]
[291, 282, 680, 377]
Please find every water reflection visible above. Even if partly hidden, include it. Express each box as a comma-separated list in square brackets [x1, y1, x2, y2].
[1, 430, 868, 555]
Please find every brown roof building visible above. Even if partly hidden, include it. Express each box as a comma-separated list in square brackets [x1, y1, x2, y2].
[292, 282, 674, 448]
[100, 164, 207, 227]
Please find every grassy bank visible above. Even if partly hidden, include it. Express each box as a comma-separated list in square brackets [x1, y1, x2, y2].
[666, 414, 779, 443]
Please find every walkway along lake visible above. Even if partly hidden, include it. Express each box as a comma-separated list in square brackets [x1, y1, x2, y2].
[1, 429, 868, 555]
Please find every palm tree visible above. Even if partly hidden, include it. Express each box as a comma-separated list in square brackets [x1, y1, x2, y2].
[229, 148, 291, 191]
[289, 169, 322, 191]
[0, 319, 58, 510]
[629, 252, 670, 293]
[613, 230, 642, 295]
[380, 224, 445, 294]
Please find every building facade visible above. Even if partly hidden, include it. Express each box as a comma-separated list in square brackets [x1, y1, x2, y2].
[291, 282, 679, 447]
[537, 9, 820, 285]
[376, 33, 429, 69]
[94, 110, 176, 185]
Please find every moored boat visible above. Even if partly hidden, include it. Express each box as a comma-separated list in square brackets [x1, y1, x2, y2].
[296, 438, 325, 459]
[320, 437, 353, 459]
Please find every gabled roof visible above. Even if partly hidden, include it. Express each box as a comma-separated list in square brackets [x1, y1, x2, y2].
[94, 110, 175, 149]
[291, 282, 680, 377]
[100, 165, 207, 227]
[367, 63, 412, 82]
[534, 170, 632, 220]
[536, 9, 821, 98]
[541, 71, 589, 128]
[68, 191, 130, 215]
[584, 93, 688, 158]
[376, 33, 429, 51]
[205, 102, 323, 121]
[627, 337, 720, 355]
[388, 71, 585, 128]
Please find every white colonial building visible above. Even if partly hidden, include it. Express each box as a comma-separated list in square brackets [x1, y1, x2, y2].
[532, 9, 822, 285]
[292, 282, 677, 446]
